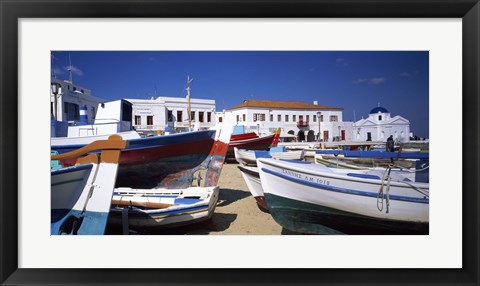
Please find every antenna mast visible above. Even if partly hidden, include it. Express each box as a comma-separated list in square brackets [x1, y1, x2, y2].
[67, 53, 73, 84]
[51, 52, 55, 78]
[187, 76, 193, 129]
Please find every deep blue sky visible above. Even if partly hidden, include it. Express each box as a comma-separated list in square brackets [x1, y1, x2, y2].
[51, 51, 429, 137]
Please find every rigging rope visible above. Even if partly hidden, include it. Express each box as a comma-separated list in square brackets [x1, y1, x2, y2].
[377, 162, 429, 214]
[377, 164, 392, 213]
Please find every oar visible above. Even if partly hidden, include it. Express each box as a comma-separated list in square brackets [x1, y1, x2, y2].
[112, 199, 174, 209]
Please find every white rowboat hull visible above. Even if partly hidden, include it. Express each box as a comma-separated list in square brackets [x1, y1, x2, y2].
[257, 158, 429, 234]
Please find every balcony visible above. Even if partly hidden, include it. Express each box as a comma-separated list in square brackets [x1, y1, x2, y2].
[133, 124, 162, 131]
[175, 121, 215, 129]
[296, 120, 309, 127]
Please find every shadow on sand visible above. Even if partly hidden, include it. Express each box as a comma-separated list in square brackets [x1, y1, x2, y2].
[281, 228, 310, 235]
[105, 213, 238, 235]
[224, 157, 239, 164]
[216, 188, 251, 207]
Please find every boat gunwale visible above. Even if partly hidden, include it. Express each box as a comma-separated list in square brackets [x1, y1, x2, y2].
[229, 134, 275, 145]
[237, 165, 260, 178]
[51, 163, 94, 175]
[51, 129, 216, 150]
[257, 158, 429, 190]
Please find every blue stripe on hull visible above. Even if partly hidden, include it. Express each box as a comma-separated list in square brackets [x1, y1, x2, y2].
[52, 130, 215, 154]
[113, 203, 209, 218]
[265, 193, 428, 235]
[315, 150, 429, 159]
[51, 209, 110, 235]
[108, 203, 214, 231]
[261, 167, 429, 204]
[127, 130, 215, 150]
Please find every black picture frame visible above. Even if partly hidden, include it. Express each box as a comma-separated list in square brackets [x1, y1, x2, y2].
[1, 0, 478, 285]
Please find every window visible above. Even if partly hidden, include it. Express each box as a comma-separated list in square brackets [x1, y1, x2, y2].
[293, 115, 296, 122]
[270, 114, 273, 121]
[191, 111, 195, 121]
[147, 115, 153, 125]
[253, 113, 265, 122]
[135, 115, 141, 125]
[285, 115, 289, 122]
[236, 115, 240, 122]
[299, 115, 304, 122]
[330, 115, 338, 122]
[306, 115, 309, 122]
[320, 115, 324, 122]
[168, 110, 173, 122]
[243, 114, 246, 122]
[121, 102, 132, 122]
[199, 112, 204, 122]
[177, 110, 183, 122]
[64, 102, 79, 121]
[278, 114, 281, 122]
[207, 112, 212, 122]
[378, 115, 382, 121]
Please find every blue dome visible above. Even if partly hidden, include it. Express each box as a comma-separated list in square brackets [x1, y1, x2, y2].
[370, 107, 389, 114]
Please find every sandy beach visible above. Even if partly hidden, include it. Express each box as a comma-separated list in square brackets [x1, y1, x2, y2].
[107, 160, 285, 235]
[207, 160, 283, 235]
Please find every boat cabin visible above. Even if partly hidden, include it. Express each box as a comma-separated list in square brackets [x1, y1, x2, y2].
[66, 99, 134, 137]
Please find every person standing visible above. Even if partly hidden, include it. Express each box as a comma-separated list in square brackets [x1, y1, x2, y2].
[386, 135, 395, 152]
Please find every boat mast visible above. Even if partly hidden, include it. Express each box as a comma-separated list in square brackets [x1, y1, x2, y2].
[187, 76, 193, 130]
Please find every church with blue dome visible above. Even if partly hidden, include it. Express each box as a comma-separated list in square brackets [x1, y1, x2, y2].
[353, 104, 410, 142]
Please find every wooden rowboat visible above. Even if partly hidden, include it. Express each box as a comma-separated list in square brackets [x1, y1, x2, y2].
[51, 135, 127, 235]
[234, 147, 305, 166]
[108, 186, 219, 232]
[258, 158, 429, 235]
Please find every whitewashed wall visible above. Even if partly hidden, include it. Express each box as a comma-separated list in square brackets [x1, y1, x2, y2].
[224, 107, 352, 142]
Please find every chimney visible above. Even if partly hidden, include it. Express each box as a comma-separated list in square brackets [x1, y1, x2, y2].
[313, 101, 318, 105]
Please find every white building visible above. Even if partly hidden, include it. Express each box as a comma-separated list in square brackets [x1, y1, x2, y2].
[353, 106, 410, 143]
[50, 78, 105, 125]
[126, 96, 216, 133]
[219, 99, 355, 142]
[50, 78, 106, 137]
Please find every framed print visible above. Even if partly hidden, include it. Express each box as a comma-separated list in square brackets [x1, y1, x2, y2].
[1, 0, 479, 285]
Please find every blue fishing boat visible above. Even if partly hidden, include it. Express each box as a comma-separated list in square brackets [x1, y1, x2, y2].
[52, 129, 225, 189]
[52, 96, 233, 189]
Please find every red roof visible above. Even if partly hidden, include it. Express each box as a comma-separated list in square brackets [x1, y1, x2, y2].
[227, 100, 343, 111]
